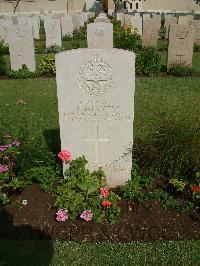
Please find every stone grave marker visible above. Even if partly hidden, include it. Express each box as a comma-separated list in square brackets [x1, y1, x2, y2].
[130, 15, 142, 36]
[192, 20, 200, 45]
[45, 18, 62, 48]
[165, 16, 177, 38]
[87, 22, 113, 48]
[142, 18, 159, 48]
[167, 24, 194, 68]
[56, 49, 135, 187]
[71, 13, 81, 31]
[61, 15, 73, 37]
[7, 25, 35, 71]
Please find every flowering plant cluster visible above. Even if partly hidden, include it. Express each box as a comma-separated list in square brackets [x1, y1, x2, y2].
[55, 154, 120, 224]
[0, 134, 26, 206]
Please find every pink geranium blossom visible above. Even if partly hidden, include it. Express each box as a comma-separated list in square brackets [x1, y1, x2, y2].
[11, 140, 20, 147]
[80, 210, 93, 221]
[0, 144, 11, 151]
[0, 164, 8, 173]
[58, 150, 72, 161]
[56, 209, 68, 222]
[100, 188, 110, 198]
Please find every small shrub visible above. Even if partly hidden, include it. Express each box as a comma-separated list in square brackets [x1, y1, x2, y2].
[0, 41, 9, 54]
[39, 54, 56, 76]
[71, 40, 80, 49]
[45, 44, 62, 54]
[136, 47, 162, 77]
[0, 137, 27, 206]
[25, 166, 60, 192]
[168, 65, 193, 77]
[114, 24, 140, 51]
[62, 34, 73, 41]
[8, 64, 36, 79]
[0, 41, 7, 75]
[158, 41, 168, 51]
[54, 156, 120, 224]
[193, 44, 200, 52]
[73, 26, 87, 41]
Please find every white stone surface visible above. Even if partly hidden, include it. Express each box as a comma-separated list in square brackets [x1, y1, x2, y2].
[7, 25, 36, 71]
[130, 15, 142, 36]
[87, 22, 113, 48]
[45, 18, 62, 48]
[56, 49, 135, 188]
[142, 18, 159, 48]
[71, 13, 81, 30]
[167, 24, 194, 68]
[61, 15, 73, 37]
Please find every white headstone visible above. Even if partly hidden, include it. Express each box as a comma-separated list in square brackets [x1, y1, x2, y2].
[8, 25, 36, 71]
[87, 22, 113, 48]
[45, 19, 62, 48]
[130, 15, 142, 36]
[61, 15, 73, 37]
[56, 49, 135, 188]
[72, 13, 82, 31]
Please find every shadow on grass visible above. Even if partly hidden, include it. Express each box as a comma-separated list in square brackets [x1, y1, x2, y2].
[0, 209, 53, 265]
[43, 129, 61, 155]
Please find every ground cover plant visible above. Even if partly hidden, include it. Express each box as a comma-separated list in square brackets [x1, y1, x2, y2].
[0, 77, 199, 244]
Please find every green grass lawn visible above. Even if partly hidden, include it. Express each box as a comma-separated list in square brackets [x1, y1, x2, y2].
[0, 240, 200, 265]
[0, 76, 199, 156]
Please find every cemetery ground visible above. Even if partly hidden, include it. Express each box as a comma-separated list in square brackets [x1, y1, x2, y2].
[0, 77, 199, 241]
[0, 18, 200, 264]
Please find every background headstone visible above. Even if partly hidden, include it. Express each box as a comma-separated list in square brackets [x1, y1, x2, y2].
[87, 22, 113, 48]
[45, 18, 62, 48]
[56, 49, 135, 188]
[167, 24, 194, 68]
[165, 16, 177, 38]
[8, 25, 35, 71]
[61, 15, 73, 37]
[130, 15, 143, 36]
[142, 18, 159, 48]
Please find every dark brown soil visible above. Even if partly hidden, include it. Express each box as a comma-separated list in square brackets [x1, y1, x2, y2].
[0, 183, 200, 242]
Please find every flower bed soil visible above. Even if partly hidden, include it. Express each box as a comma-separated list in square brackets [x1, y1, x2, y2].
[0, 183, 200, 242]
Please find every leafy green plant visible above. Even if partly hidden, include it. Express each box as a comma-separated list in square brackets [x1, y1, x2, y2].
[193, 44, 200, 52]
[114, 24, 140, 51]
[45, 44, 62, 54]
[25, 166, 60, 192]
[168, 65, 194, 77]
[8, 64, 36, 79]
[0, 41, 7, 75]
[149, 189, 182, 211]
[71, 40, 80, 49]
[54, 156, 120, 224]
[73, 26, 87, 41]
[0, 136, 27, 206]
[158, 41, 168, 51]
[136, 47, 162, 77]
[169, 178, 187, 192]
[62, 34, 73, 41]
[39, 54, 55, 76]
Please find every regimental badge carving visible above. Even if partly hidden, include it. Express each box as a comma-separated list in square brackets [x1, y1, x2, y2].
[95, 26, 105, 38]
[78, 55, 113, 96]
[15, 27, 26, 38]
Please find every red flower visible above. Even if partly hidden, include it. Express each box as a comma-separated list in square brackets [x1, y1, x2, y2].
[102, 200, 112, 207]
[191, 185, 200, 193]
[58, 150, 72, 161]
[100, 188, 110, 198]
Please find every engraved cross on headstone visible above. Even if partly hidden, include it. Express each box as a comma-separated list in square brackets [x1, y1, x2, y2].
[84, 124, 110, 163]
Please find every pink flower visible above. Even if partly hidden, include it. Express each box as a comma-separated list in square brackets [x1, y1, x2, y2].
[58, 150, 72, 161]
[0, 144, 11, 151]
[80, 210, 93, 221]
[56, 209, 68, 222]
[100, 187, 110, 198]
[11, 140, 20, 147]
[0, 164, 8, 173]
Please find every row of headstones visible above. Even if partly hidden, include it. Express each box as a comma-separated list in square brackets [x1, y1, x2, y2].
[116, 12, 200, 44]
[116, 12, 198, 68]
[0, 12, 95, 72]
[0, 11, 95, 43]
